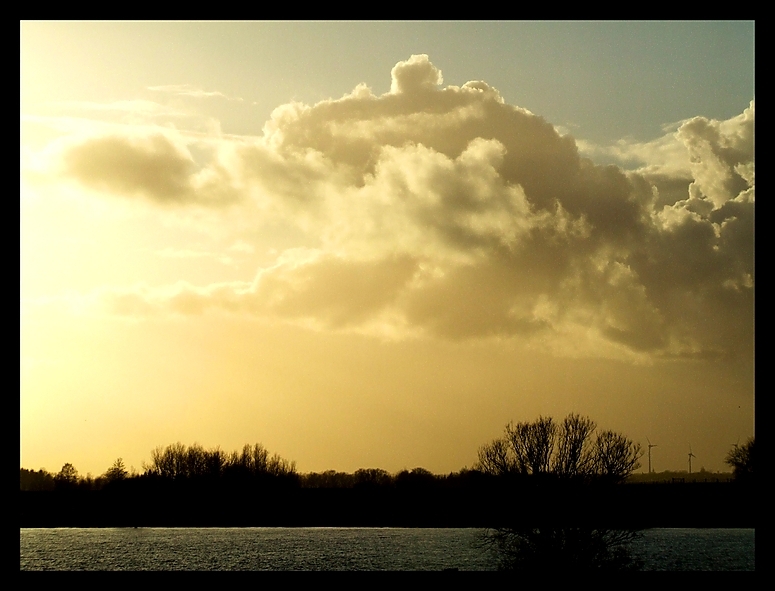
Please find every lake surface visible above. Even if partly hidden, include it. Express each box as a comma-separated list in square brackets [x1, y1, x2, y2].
[20, 527, 754, 571]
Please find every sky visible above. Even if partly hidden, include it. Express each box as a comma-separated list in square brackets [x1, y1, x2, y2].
[21, 21, 754, 477]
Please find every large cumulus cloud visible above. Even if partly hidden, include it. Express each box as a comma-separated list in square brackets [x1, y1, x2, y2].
[56, 55, 754, 362]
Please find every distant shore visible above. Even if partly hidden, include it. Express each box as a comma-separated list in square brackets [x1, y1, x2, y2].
[20, 481, 754, 529]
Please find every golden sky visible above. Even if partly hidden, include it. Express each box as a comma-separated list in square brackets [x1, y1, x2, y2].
[21, 22, 754, 477]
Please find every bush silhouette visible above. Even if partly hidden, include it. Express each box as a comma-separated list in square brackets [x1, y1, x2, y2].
[725, 437, 754, 483]
[476, 414, 644, 570]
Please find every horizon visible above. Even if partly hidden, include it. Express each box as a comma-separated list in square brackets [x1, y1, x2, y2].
[21, 21, 754, 478]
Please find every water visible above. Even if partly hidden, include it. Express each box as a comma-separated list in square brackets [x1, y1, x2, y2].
[20, 527, 754, 571]
[629, 528, 755, 571]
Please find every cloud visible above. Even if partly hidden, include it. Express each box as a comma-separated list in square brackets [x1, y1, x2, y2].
[51, 131, 242, 206]
[62, 134, 195, 201]
[53, 99, 179, 115]
[677, 101, 754, 210]
[36, 56, 753, 363]
[390, 53, 443, 94]
[148, 84, 244, 102]
[156, 247, 237, 266]
[96, 252, 420, 334]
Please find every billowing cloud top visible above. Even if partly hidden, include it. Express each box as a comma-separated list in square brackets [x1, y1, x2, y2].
[34, 55, 754, 363]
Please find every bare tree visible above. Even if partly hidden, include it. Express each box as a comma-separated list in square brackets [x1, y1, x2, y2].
[477, 414, 641, 483]
[230, 443, 270, 475]
[506, 416, 557, 475]
[185, 443, 208, 479]
[267, 453, 297, 477]
[593, 430, 642, 484]
[478, 416, 558, 477]
[353, 468, 393, 488]
[475, 414, 644, 570]
[204, 446, 228, 479]
[554, 414, 597, 478]
[143, 441, 297, 487]
[145, 442, 187, 479]
[477, 436, 512, 476]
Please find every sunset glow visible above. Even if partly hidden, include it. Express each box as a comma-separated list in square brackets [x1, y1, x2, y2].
[21, 22, 754, 478]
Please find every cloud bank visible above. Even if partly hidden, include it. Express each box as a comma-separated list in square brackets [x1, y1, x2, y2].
[37, 55, 754, 362]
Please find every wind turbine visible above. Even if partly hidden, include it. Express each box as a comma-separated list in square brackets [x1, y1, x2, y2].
[647, 438, 657, 474]
[688, 445, 696, 475]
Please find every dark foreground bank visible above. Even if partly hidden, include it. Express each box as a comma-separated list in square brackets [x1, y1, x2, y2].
[20, 481, 754, 528]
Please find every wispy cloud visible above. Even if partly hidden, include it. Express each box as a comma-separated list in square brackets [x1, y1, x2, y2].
[52, 99, 179, 115]
[156, 247, 237, 266]
[148, 84, 244, 102]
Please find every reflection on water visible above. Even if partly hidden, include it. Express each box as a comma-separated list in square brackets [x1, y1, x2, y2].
[480, 527, 644, 571]
[630, 528, 755, 571]
[20, 527, 754, 571]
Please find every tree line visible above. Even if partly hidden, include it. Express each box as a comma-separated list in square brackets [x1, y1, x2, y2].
[20, 443, 298, 492]
[20, 453, 490, 493]
[20, 416, 754, 492]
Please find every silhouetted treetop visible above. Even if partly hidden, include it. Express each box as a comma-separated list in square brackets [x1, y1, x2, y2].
[477, 414, 642, 484]
[141, 441, 298, 487]
[725, 437, 754, 483]
[20, 468, 56, 491]
[353, 468, 393, 489]
[54, 463, 80, 491]
[104, 458, 128, 483]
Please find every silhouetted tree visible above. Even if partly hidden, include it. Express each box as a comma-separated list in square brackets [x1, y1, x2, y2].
[395, 467, 437, 490]
[441, 468, 494, 489]
[186, 443, 208, 479]
[145, 442, 187, 480]
[555, 414, 597, 478]
[205, 447, 228, 480]
[353, 468, 393, 489]
[592, 430, 643, 484]
[20, 468, 56, 491]
[509, 416, 556, 475]
[301, 470, 357, 488]
[477, 413, 642, 483]
[143, 441, 298, 490]
[478, 415, 559, 477]
[476, 414, 643, 570]
[477, 436, 512, 477]
[266, 452, 297, 478]
[54, 463, 79, 491]
[104, 458, 128, 483]
[725, 437, 755, 483]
